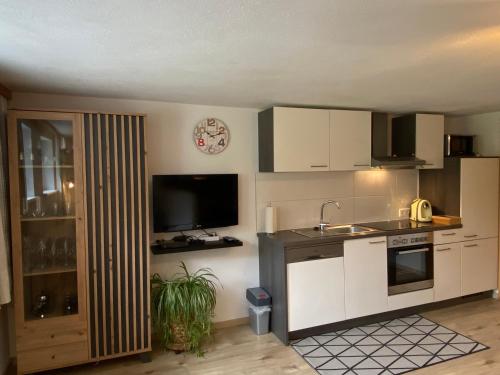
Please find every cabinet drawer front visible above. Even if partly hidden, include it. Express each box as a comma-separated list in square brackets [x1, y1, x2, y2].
[17, 323, 87, 352]
[388, 288, 434, 310]
[18, 341, 88, 374]
[434, 228, 463, 244]
[286, 243, 343, 263]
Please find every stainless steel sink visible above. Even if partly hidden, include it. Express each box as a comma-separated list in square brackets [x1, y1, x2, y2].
[292, 224, 379, 238]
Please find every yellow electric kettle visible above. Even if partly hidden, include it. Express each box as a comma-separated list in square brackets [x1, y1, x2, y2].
[410, 198, 433, 222]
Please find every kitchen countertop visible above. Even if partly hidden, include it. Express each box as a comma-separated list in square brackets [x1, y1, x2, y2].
[258, 219, 462, 247]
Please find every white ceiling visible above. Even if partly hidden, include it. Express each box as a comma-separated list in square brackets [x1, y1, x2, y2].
[2, 0, 500, 114]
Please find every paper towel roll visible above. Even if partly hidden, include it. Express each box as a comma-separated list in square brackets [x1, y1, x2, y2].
[265, 206, 278, 233]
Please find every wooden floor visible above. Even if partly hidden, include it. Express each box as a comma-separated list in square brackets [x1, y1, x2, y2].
[42, 298, 500, 374]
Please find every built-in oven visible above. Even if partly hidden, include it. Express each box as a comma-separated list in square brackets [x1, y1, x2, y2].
[387, 232, 433, 296]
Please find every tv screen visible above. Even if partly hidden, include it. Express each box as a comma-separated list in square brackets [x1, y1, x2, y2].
[153, 174, 238, 233]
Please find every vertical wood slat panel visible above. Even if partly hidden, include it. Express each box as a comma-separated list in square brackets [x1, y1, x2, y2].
[97, 115, 108, 356]
[113, 115, 122, 354]
[140, 116, 150, 349]
[105, 115, 114, 354]
[93, 114, 105, 357]
[129, 115, 137, 352]
[85, 113, 149, 360]
[123, 116, 131, 353]
[136, 118, 144, 350]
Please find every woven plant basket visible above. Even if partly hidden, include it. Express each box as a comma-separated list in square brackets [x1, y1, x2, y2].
[168, 322, 187, 352]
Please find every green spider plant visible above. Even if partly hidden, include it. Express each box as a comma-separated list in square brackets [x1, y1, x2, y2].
[151, 262, 221, 356]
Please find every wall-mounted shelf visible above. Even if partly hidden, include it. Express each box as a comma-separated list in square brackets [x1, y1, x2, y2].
[151, 239, 243, 255]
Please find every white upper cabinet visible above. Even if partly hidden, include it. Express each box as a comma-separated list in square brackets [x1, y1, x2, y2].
[273, 107, 330, 172]
[460, 158, 499, 239]
[415, 114, 444, 169]
[330, 110, 372, 171]
[344, 236, 388, 319]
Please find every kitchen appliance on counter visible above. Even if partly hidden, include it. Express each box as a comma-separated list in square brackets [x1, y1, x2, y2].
[445, 134, 476, 157]
[410, 198, 433, 222]
[387, 231, 434, 295]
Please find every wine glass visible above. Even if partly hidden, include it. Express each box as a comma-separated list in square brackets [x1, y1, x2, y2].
[22, 236, 33, 272]
[22, 198, 30, 218]
[37, 239, 48, 270]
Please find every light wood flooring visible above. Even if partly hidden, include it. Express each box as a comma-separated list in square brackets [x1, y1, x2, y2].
[42, 298, 500, 374]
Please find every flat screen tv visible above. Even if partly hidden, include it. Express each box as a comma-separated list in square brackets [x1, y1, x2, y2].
[153, 174, 238, 233]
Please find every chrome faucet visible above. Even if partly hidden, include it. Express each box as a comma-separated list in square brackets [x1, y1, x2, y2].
[319, 200, 342, 231]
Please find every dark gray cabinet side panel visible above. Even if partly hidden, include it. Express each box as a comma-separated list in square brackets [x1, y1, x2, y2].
[258, 235, 288, 344]
[258, 108, 274, 172]
[419, 157, 461, 215]
[372, 112, 389, 158]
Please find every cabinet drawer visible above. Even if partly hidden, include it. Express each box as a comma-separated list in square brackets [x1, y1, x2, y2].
[286, 242, 343, 263]
[18, 341, 88, 374]
[434, 228, 463, 244]
[17, 323, 87, 352]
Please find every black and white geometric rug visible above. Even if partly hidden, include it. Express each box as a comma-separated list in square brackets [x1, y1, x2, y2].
[291, 314, 488, 375]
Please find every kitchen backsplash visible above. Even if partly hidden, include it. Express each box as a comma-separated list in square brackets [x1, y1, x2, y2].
[255, 169, 418, 232]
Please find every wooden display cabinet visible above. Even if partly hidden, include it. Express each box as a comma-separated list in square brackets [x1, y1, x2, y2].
[8, 110, 88, 374]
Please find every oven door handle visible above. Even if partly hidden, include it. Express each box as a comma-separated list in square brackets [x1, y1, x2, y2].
[396, 248, 430, 255]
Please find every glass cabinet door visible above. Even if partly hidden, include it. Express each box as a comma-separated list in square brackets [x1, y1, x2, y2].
[9, 112, 84, 322]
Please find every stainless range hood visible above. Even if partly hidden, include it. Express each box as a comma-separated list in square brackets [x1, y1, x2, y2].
[371, 113, 426, 169]
[371, 156, 425, 168]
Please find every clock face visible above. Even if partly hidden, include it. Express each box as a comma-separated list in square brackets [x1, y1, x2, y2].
[193, 118, 230, 154]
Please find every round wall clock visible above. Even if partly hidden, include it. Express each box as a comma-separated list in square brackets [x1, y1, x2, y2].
[193, 118, 230, 154]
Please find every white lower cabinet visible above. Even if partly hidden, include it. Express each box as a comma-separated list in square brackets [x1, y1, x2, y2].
[434, 243, 462, 301]
[462, 237, 498, 295]
[287, 257, 346, 331]
[344, 236, 388, 319]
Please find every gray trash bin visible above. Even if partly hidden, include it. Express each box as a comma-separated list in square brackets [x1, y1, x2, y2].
[246, 287, 271, 335]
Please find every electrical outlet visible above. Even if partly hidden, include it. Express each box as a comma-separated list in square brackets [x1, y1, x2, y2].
[399, 208, 410, 218]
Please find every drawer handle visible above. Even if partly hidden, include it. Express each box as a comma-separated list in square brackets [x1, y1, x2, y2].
[353, 164, 370, 167]
[310, 165, 328, 168]
[50, 334, 55, 339]
[51, 355, 56, 360]
[464, 244, 478, 248]
[441, 232, 456, 236]
[369, 240, 386, 244]
[437, 247, 451, 251]
[464, 234, 478, 238]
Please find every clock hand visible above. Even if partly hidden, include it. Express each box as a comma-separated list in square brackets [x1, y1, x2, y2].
[209, 131, 224, 138]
